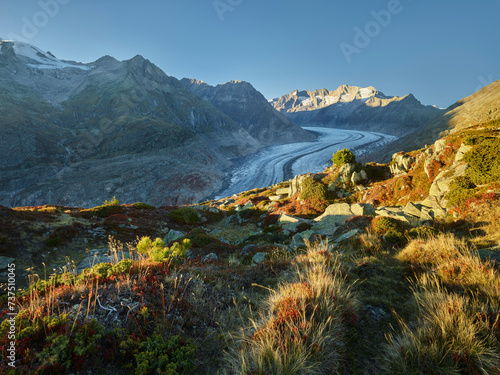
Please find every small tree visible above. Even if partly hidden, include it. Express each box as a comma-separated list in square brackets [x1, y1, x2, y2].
[331, 148, 356, 166]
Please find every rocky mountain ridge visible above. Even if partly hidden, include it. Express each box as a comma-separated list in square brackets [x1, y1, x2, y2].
[181, 78, 317, 146]
[364, 80, 500, 162]
[270, 85, 444, 136]
[0, 40, 310, 207]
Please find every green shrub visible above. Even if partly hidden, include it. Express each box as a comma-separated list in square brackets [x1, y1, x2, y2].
[134, 334, 197, 375]
[371, 216, 404, 235]
[446, 176, 477, 207]
[168, 207, 201, 225]
[299, 177, 328, 201]
[132, 202, 155, 210]
[408, 226, 440, 239]
[91, 263, 113, 278]
[109, 258, 133, 276]
[136, 236, 191, 262]
[103, 196, 120, 206]
[463, 138, 500, 185]
[331, 148, 356, 166]
[383, 228, 408, 246]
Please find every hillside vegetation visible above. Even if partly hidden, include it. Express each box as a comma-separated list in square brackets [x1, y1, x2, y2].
[1, 119, 500, 374]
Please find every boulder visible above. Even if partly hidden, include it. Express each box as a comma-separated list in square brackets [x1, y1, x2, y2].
[315, 202, 374, 222]
[390, 153, 415, 175]
[290, 175, 307, 197]
[279, 214, 302, 223]
[428, 162, 468, 207]
[276, 187, 291, 196]
[202, 253, 218, 263]
[403, 202, 422, 217]
[240, 244, 258, 258]
[269, 195, 286, 201]
[334, 229, 361, 243]
[252, 252, 267, 264]
[163, 230, 184, 244]
[311, 216, 339, 237]
[0, 256, 15, 270]
[454, 143, 472, 163]
[434, 139, 447, 153]
[351, 170, 368, 185]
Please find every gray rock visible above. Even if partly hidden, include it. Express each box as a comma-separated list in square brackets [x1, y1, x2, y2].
[76, 248, 130, 273]
[252, 252, 267, 264]
[290, 175, 307, 197]
[351, 170, 368, 185]
[0, 256, 15, 270]
[434, 139, 447, 153]
[163, 230, 184, 244]
[390, 153, 415, 175]
[225, 214, 243, 227]
[477, 246, 500, 266]
[279, 214, 302, 223]
[240, 244, 258, 258]
[334, 229, 361, 243]
[269, 195, 286, 201]
[403, 202, 422, 217]
[455, 143, 472, 162]
[202, 253, 218, 263]
[276, 187, 291, 196]
[311, 216, 339, 236]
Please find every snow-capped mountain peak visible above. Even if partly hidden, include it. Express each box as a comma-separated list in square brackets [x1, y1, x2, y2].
[1, 39, 91, 70]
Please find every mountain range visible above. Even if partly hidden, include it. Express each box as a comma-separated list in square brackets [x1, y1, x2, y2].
[270, 85, 444, 136]
[0, 40, 313, 207]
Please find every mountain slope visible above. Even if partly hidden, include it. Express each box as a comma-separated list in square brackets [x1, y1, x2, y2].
[363, 80, 500, 162]
[181, 79, 317, 145]
[270, 85, 444, 137]
[0, 40, 265, 207]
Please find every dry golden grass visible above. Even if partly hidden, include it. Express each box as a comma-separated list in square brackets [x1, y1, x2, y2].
[223, 242, 358, 374]
[397, 233, 470, 267]
[383, 275, 500, 375]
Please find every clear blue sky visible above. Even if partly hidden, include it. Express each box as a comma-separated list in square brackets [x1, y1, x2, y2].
[1, 0, 498, 108]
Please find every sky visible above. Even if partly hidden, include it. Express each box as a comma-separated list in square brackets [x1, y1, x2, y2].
[0, 0, 498, 109]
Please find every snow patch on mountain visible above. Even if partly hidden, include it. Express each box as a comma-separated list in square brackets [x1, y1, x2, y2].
[12, 41, 91, 70]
